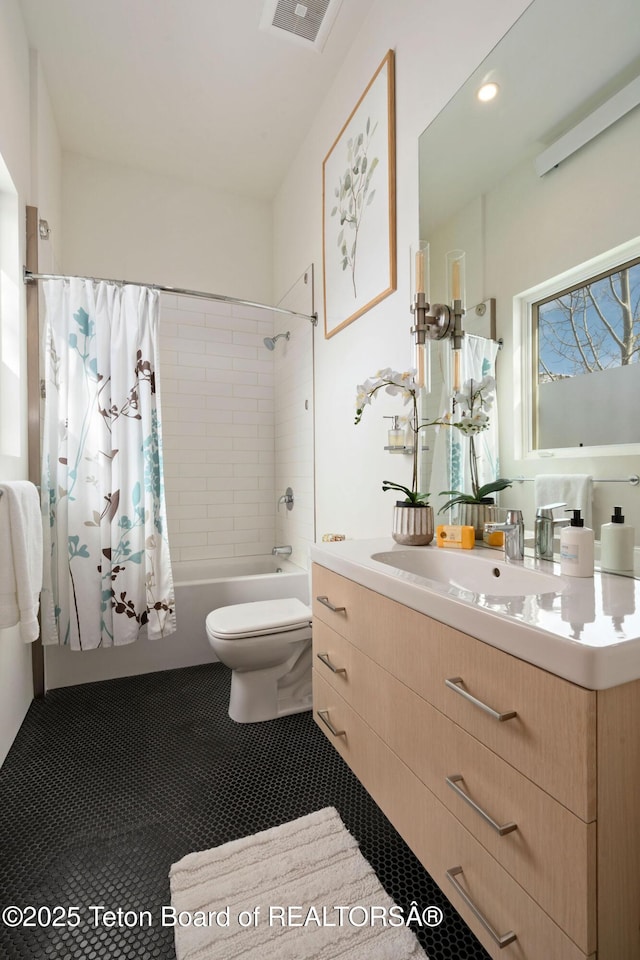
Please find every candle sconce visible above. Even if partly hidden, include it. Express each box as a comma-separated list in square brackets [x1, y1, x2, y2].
[411, 244, 465, 392]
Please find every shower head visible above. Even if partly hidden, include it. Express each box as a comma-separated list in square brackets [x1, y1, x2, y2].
[263, 331, 290, 351]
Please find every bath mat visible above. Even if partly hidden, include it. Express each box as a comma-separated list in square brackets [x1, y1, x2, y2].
[169, 806, 427, 959]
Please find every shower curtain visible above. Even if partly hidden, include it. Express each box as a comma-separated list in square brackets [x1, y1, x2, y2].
[450, 335, 501, 496]
[429, 335, 500, 513]
[41, 279, 176, 650]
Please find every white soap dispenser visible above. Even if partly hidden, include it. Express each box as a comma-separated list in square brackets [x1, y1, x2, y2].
[600, 506, 635, 575]
[560, 509, 594, 578]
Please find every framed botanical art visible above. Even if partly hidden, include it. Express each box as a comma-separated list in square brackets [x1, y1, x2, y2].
[322, 50, 396, 338]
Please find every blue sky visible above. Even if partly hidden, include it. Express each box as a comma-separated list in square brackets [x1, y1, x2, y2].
[538, 262, 640, 380]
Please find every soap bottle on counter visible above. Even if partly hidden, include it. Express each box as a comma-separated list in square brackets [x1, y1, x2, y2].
[600, 506, 635, 575]
[560, 509, 594, 578]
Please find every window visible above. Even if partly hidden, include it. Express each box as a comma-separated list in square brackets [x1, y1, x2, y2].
[530, 255, 640, 450]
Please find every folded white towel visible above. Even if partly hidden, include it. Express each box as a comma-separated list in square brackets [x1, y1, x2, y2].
[533, 474, 593, 529]
[0, 481, 43, 642]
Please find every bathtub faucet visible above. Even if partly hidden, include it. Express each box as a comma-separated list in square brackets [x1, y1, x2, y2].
[272, 545, 292, 557]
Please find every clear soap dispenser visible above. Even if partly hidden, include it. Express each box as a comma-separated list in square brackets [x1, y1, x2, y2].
[384, 416, 405, 452]
[560, 509, 594, 578]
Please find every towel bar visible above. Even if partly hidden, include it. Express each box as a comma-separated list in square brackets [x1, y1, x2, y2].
[513, 475, 639, 486]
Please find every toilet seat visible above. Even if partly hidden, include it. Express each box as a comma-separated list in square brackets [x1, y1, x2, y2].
[206, 597, 312, 640]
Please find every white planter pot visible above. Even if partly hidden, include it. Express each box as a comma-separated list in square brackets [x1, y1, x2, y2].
[455, 501, 498, 540]
[392, 504, 434, 546]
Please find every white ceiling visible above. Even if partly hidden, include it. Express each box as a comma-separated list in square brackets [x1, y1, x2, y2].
[18, 0, 376, 200]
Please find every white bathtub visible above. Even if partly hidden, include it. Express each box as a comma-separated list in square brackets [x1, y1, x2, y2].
[45, 555, 310, 689]
[173, 555, 307, 587]
[173, 555, 310, 662]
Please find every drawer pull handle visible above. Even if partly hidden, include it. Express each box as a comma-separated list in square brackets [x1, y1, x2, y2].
[316, 652, 347, 675]
[317, 709, 346, 738]
[445, 677, 517, 722]
[316, 595, 346, 613]
[446, 866, 517, 948]
[446, 775, 518, 836]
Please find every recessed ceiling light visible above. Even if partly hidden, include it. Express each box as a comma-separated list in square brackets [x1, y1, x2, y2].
[477, 82, 500, 103]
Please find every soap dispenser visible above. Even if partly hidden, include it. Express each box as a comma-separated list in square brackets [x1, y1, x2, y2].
[384, 415, 405, 452]
[560, 509, 594, 578]
[600, 506, 635, 575]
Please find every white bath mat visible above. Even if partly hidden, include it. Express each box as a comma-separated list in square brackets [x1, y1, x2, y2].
[169, 806, 427, 959]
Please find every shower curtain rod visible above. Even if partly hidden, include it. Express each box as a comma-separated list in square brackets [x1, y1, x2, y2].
[23, 268, 318, 325]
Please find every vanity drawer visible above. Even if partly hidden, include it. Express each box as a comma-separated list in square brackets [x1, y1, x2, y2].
[429, 617, 596, 821]
[329, 634, 595, 952]
[312, 564, 362, 640]
[312, 563, 596, 820]
[313, 671, 591, 960]
[312, 618, 356, 703]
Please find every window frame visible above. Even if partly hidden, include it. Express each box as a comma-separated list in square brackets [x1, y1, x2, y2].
[513, 236, 640, 461]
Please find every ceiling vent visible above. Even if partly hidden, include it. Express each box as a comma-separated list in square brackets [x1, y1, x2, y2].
[260, 0, 343, 52]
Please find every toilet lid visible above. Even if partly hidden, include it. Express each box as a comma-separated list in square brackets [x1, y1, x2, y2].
[206, 598, 312, 639]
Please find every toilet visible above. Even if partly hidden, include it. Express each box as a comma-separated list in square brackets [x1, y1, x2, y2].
[205, 597, 313, 723]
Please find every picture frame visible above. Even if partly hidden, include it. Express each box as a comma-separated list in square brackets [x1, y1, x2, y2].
[322, 50, 396, 339]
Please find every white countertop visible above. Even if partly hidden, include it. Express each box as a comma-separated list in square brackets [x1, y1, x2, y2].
[309, 538, 640, 690]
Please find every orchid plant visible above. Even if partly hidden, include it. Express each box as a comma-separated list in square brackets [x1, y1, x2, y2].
[439, 375, 512, 511]
[355, 368, 446, 505]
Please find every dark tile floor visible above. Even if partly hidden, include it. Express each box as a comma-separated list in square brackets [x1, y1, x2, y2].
[0, 663, 490, 959]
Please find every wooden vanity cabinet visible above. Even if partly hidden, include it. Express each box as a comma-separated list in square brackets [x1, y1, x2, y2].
[312, 563, 640, 960]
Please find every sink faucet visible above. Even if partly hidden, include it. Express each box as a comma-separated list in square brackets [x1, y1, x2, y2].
[272, 545, 292, 557]
[535, 502, 568, 560]
[484, 510, 524, 562]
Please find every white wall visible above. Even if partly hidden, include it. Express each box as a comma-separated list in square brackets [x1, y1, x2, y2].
[272, 0, 533, 542]
[62, 153, 273, 301]
[30, 52, 63, 274]
[0, 2, 62, 766]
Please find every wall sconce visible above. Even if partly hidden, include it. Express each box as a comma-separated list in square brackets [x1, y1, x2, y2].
[410, 242, 465, 391]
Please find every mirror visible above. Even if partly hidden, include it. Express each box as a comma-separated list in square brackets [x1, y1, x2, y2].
[418, 0, 640, 497]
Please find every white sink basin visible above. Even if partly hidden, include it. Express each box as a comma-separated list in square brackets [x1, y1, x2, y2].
[371, 548, 565, 598]
[310, 537, 640, 689]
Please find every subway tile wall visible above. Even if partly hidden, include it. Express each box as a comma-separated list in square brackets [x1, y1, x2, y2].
[159, 294, 277, 563]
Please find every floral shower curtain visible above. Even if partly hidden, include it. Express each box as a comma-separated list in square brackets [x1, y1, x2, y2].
[449, 335, 500, 496]
[41, 279, 176, 650]
[429, 335, 500, 513]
